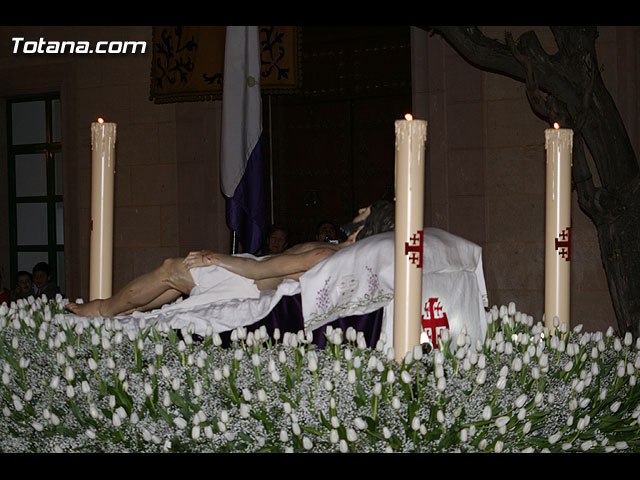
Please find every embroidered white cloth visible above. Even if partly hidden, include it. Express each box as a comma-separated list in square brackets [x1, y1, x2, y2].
[299, 230, 488, 349]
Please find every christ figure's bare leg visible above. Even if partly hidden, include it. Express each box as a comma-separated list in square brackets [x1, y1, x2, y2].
[66, 258, 195, 317]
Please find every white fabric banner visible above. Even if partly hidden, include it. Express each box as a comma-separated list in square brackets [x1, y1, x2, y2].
[220, 26, 263, 197]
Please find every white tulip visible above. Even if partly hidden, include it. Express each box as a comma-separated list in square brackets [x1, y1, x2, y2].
[354, 417, 367, 430]
[411, 416, 421, 431]
[482, 405, 492, 421]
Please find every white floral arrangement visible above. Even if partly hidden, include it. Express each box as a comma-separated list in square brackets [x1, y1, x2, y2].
[1, 295, 639, 453]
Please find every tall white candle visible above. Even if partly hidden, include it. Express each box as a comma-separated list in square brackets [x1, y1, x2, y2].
[393, 114, 427, 362]
[544, 124, 573, 333]
[90, 118, 117, 301]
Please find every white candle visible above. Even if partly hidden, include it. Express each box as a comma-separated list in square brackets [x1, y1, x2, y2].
[393, 114, 427, 361]
[544, 124, 573, 332]
[90, 118, 117, 301]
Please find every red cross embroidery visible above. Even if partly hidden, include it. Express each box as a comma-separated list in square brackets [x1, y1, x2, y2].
[555, 227, 571, 262]
[404, 230, 424, 268]
[421, 297, 450, 349]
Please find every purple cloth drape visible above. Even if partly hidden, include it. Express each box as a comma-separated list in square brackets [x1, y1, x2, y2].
[216, 293, 383, 349]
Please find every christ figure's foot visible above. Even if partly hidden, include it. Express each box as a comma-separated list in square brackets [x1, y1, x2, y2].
[66, 299, 106, 317]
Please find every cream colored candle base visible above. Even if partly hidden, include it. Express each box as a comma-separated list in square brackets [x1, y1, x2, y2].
[90, 120, 117, 301]
[393, 117, 427, 362]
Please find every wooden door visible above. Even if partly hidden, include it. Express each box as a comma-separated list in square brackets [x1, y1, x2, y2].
[264, 26, 411, 245]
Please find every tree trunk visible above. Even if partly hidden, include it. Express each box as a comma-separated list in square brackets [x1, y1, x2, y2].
[421, 26, 640, 336]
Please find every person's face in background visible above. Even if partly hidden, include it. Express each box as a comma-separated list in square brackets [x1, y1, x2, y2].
[17, 274, 33, 293]
[33, 270, 50, 290]
[316, 222, 337, 242]
[268, 229, 288, 254]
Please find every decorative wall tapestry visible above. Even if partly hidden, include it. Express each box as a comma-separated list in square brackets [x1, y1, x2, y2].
[149, 26, 301, 104]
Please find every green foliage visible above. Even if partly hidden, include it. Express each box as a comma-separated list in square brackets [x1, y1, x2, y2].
[1, 296, 639, 452]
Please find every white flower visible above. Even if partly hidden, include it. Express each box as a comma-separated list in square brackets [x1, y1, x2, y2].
[302, 437, 313, 450]
[257, 389, 267, 402]
[411, 416, 421, 431]
[66, 385, 75, 398]
[112, 413, 121, 428]
[339, 439, 349, 453]
[191, 426, 200, 440]
[496, 376, 507, 390]
[64, 365, 74, 382]
[88, 358, 98, 371]
[242, 388, 253, 402]
[193, 381, 202, 397]
[144, 382, 153, 397]
[580, 440, 594, 451]
[495, 416, 510, 429]
[437, 376, 446, 392]
[548, 432, 562, 444]
[392, 396, 401, 410]
[330, 416, 340, 429]
[494, 440, 504, 453]
[577, 415, 591, 431]
[307, 354, 317, 373]
[346, 428, 358, 442]
[218, 410, 229, 424]
[32, 421, 44, 432]
[515, 394, 528, 409]
[333, 360, 341, 374]
[401, 370, 412, 384]
[171, 378, 181, 391]
[373, 382, 382, 396]
[476, 369, 487, 385]
[615, 441, 629, 451]
[511, 357, 522, 372]
[386, 370, 395, 384]
[482, 405, 492, 421]
[610, 401, 621, 413]
[354, 417, 367, 430]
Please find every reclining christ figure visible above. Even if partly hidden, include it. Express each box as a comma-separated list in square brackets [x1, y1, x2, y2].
[66, 200, 395, 318]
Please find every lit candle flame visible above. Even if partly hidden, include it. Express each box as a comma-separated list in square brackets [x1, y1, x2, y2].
[405, 113, 413, 121]
[97, 117, 105, 124]
[553, 122, 560, 129]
